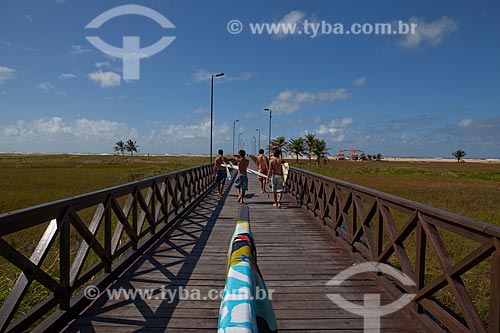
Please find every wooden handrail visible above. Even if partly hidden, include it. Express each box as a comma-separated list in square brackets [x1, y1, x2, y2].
[0, 164, 214, 333]
[288, 166, 500, 333]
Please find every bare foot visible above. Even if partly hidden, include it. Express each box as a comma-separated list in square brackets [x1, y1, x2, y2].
[278, 202, 281, 209]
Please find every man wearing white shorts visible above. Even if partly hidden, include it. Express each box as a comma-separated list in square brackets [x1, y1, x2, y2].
[267, 150, 284, 208]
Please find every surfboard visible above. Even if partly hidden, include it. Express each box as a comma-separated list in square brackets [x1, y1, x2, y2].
[222, 162, 237, 170]
[247, 167, 268, 179]
[282, 162, 289, 184]
[224, 161, 231, 181]
[222, 163, 268, 179]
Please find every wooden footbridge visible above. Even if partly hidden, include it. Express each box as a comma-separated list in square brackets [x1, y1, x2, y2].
[0, 158, 499, 332]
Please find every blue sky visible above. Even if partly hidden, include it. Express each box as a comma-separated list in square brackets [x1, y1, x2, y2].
[0, 0, 499, 157]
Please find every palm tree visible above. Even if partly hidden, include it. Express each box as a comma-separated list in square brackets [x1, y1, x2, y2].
[271, 135, 287, 158]
[311, 139, 329, 165]
[114, 140, 126, 155]
[376, 153, 383, 161]
[287, 137, 306, 164]
[125, 139, 139, 156]
[452, 149, 466, 162]
[305, 133, 316, 164]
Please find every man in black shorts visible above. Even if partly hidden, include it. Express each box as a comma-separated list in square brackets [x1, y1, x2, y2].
[214, 149, 229, 196]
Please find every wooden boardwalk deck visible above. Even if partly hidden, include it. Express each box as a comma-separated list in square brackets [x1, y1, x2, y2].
[64, 160, 430, 332]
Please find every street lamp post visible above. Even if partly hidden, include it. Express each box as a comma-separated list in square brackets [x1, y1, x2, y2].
[264, 108, 272, 161]
[255, 128, 261, 152]
[210, 72, 224, 165]
[252, 136, 257, 155]
[238, 133, 243, 151]
[232, 119, 239, 155]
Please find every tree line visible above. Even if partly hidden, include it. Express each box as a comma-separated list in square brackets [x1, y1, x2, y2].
[114, 140, 139, 156]
[270, 134, 329, 165]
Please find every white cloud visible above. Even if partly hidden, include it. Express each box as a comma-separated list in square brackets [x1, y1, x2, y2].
[399, 16, 458, 49]
[315, 118, 353, 142]
[330, 118, 353, 127]
[33, 117, 70, 134]
[104, 95, 125, 101]
[161, 120, 229, 142]
[353, 77, 367, 87]
[88, 71, 121, 88]
[69, 45, 93, 56]
[192, 69, 212, 83]
[55, 0, 66, 4]
[279, 10, 305, 25]
[458, 118, 473, 128]
[193, 107, 207, 114]
[95, 61, 111, 69]
[37, 82, 57, 93]
[2, 117, 137, 143]
[275, 10, 306, 38]
[225, 72, 255, 82]
[269, 88, 349, 114]
[0, 66, 16, 84]
[59, 73, 77, 79]
[190, 69, 254, 84]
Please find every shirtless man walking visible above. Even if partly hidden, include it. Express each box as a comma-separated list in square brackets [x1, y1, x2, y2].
[267, 149, 284, 208]
[232, 150, 249, 203]
[256, 149, 268, 193]
[213, 149, 228, 196]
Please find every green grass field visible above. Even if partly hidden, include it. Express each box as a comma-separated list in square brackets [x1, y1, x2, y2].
[0, 154, 209, 214]
[291, 159, 500, 226]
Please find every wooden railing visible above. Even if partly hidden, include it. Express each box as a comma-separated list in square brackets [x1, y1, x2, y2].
[0, 164, 214, 333]
[288, 167, 500, 333]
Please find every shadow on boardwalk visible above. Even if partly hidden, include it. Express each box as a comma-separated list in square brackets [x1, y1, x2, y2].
[64, 180, 233, 333]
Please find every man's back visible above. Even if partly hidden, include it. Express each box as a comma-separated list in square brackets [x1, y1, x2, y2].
[257, 154, 268, 169]
[238, 158, 249, 174]
[215, 155, 225, 170]
[269, 157, 283, 175]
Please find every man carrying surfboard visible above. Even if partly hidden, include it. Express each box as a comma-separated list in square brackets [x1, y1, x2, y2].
[256, 149, 268, 193]
[267, 149, 285, 208]
[214, 149, 229, 196]
[232, 150, 249, 204]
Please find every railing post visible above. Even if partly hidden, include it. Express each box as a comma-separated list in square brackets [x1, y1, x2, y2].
[415, 216, 426, 312]
[59, 211, 70, 311]
[132, 189, 138, 251]
[375, 199, 383, 258]
[490, 244, 500, 333]
[351, 191, 357, 243]
[151, 183, 156, 235]
[104, 199, 112, 273]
